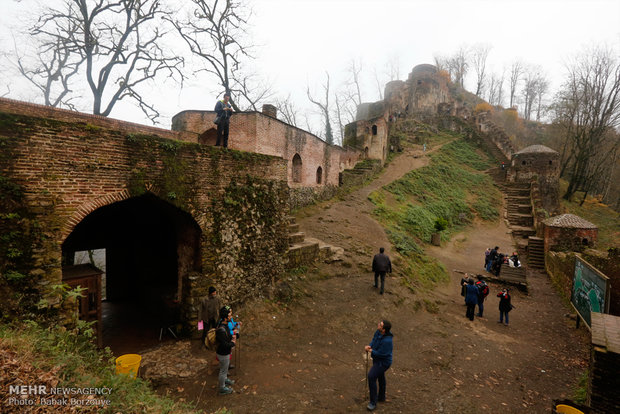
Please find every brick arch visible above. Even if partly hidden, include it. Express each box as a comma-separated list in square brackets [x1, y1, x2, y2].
[61, 184, 171, 240]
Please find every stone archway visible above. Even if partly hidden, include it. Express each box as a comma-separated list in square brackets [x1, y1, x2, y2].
[61, 193, 201, 353]
[292, 153, 302, 183]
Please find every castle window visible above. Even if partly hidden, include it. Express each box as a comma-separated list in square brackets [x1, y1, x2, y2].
[316, 166, 323, 184]
[292, 154, 302, 183]
[372, 125, 377, 135]
[522, 160, 526, 166]
[549, 160, 553, 165]
[417, 80, 422, 85]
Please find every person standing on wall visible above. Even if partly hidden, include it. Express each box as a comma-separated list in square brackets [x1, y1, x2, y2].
[215, 92, 233, 148]
[365, 320, 393, 411]
[372, 247, 392, 294]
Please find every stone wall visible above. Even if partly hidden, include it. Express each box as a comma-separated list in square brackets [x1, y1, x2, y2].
[545, 251, 577, 301]
[589, 312, 620, 414]
[172, 110, 364, 192]
[0, 103, 289, 327]
[544, 226, 599, 253]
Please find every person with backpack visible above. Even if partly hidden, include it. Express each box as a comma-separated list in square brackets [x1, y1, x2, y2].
[497, 288, 512, 325]
[365, 320, 393, 411]
[475, 275, 489, 317]
[215, 307, 236, 395]
[464, 279, 479, 321]
[486, 246, 499, 272]
[199, 286, 221, 347]
[215, 92, 233, 148]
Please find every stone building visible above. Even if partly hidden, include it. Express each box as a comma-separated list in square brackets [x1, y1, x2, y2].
[172, 105, 366, 205]
[0, 97, 290, 348]
[407, 64, 451, 116]
[342, 101, 390, 162]
[508, 145, 560, 213]
[543, 214, 598, 252]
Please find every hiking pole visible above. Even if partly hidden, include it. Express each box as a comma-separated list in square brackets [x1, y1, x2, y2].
[365, 350, 369, 393]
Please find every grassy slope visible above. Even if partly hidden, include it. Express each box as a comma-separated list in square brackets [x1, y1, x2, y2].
[0, 321, 205, 414]
[369, 135, 502, 290]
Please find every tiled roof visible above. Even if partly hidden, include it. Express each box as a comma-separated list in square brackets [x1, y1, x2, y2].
[543, 214, 597, 229]
[515, 145, 558, 155]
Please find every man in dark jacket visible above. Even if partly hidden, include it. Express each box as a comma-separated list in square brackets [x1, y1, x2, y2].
[372, 247, 392, 294]
[365, 320, 393, 411]
[215, 307, 236, 395]
[465, 279, 479, 321]
[486, 246, 499, 272]
[199, 286, 221, 346]
[215, 92, 233, 147]
[475, 275, 489, 317]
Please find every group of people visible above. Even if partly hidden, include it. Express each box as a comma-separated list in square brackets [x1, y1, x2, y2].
[198, 286, 241, 395]
[461, 273, 513, 324]
[484, 246, 521, 276]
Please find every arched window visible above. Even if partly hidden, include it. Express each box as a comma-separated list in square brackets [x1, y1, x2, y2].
[316, 166, 323, 184]
[292, 154, 302, 183]
[372, 125, 378, 135]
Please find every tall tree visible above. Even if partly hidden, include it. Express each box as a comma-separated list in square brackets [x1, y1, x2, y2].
[509, 60, 523, 108]
[472, 43, 492, 97]
[347, 58, 363, 106]
[172, 0, 269, 111]
[31, 0, 184, 122]
[307, 72, 333, 145]
[553, 46, 620, 201]
[449, 45, 469, 88]
[274, 94, 299, 127]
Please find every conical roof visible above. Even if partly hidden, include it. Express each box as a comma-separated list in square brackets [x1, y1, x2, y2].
[543, 214, 597, 229]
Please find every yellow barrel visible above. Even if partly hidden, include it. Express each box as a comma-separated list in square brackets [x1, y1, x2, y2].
[115, 354, 142, 379]
[555, 404, 585, 414]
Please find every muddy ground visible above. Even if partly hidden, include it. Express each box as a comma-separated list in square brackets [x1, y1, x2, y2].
[149, 143, 590, 413]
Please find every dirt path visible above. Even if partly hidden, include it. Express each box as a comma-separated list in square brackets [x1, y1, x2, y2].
[154, 142, 590, 413]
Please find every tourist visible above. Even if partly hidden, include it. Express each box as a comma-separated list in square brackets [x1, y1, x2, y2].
[509, 252, 521, 268]
[484, 248, 491, 269]
[223, 305, 241, 369]
[465, 279, 479, 321]
[475, 275, 489, 317]
[215, 92, 233, 148]
[372, 247, 392, 295]
[365, 320, 393, 411]
[460, 273, 470, 303]
[199, 286, 221, 347]
[497, 288, 512, 325]
[215, 306, 236, 395]
[486, 246, 499, 272]
[492, 253, 505, 276]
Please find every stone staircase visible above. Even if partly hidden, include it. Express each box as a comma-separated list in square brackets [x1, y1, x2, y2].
[285, 216, 343, 268]
[504, 182, 536, 253]
[527, 236, 545, 269]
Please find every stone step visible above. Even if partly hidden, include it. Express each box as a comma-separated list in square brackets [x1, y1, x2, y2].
[288, 223, 300, 233]
[286, 215, 296, 224]
[285, 240, 320, 269]
[289, 232, 305, 245]
[510, 226, 536, 238]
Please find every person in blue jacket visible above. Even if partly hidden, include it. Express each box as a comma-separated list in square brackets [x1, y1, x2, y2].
[364, 320, 393, 411]
[465, 278, 479, 321]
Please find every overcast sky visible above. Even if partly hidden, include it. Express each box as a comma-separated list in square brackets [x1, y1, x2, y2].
[1, 0, 619, 136]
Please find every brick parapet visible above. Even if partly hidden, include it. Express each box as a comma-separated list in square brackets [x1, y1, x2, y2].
[589, 313, 620, 413]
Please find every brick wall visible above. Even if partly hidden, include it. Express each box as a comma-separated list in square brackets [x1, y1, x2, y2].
[544, 226, 598, 253]
[589, 313, 620, 414]
[0, 104, 289, 326]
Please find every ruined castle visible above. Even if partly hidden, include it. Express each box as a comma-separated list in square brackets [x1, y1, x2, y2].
[0, 63, 562, 348]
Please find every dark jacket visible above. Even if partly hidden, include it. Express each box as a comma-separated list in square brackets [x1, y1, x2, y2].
[465, 284, 479, 305]
[460, 277, 469, 296]
[372, 253, 392, 273]
[497, 291, 512, 312]
[198, 296, 221, 326]
[489, 248, 498, 261]
[369, 329, 393, 365]
[215, 321, 235, 356]
[215, 100, 232, 123]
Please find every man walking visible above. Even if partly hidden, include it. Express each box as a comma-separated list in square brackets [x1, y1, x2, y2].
[215, 92, 233, 148]
[365, 320, 393, 411]
[215, 307, 236, 395]
[372, 247, 392, 294]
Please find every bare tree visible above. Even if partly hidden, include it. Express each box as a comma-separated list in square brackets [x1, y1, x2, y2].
[333, 88, 357, 146]
[307, 71, 333, 145]
[10, 14, 83, 110]
[553, 46, 620, 202]
[172, 0, 269, 111]
[449, 45, 469, 88]
[347, 58, 363, 106]
[274, 94, 299, 127]
[534, 75, 549, 121]
[471, 43, 492, 97]
[509, 60, 523, 108]
[521, 66, 539, 121]
[372, 66, 384, 100]
[32, 0, 184, 122]
[386, 54, 401, 81]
